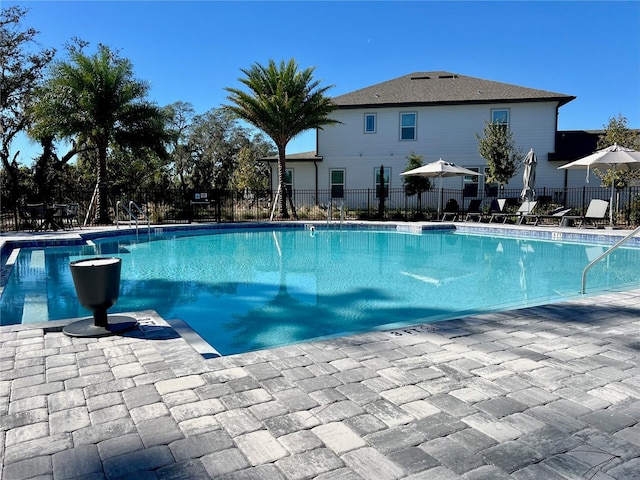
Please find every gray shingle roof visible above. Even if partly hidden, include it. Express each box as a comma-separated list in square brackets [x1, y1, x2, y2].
[261, 151, 322, 162]
[333, 71, 575, 108]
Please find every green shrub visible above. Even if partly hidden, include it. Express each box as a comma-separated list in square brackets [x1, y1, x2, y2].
[628, 195, 640, 226]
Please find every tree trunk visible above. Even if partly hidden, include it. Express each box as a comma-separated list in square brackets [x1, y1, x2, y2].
[94, 143, 112, 225]
[277, 145, 289, 219]
[377, 164, 386, 219]
[1, 149, 21, 228]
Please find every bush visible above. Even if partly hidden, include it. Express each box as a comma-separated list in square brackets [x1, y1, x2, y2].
[628, 195, 640, 226]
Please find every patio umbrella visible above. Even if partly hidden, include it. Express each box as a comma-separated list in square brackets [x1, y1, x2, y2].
[401, 158, 481, 218]
[520, 149, 537, 202]
[558, 143, 640, 226]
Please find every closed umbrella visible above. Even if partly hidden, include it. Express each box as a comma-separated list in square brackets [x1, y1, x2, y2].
[520, 149, 537, 202]
[558, 143, 640, 226]
[401, 158, 481, 218]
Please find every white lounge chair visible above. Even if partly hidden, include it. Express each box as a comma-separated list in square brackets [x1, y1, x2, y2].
[576, 199, 609, 227]
[490, 200, 537, 224]
[521, 206, 572, 226]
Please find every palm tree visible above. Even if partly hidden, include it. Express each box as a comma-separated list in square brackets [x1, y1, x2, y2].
[30, 44, 168, 224]
[225, 59, 338, 219]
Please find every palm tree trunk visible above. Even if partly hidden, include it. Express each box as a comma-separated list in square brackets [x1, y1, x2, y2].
[94, 144, 111, 225]
[277, 146, 289, 219]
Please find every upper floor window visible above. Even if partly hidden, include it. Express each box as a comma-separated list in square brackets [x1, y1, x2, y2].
[364, 113, 376, 133]
[400, 112, 416, 140]
[492, 109, 510, 128]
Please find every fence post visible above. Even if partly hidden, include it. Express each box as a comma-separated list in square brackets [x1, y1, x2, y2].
[404, 192, 407, 219]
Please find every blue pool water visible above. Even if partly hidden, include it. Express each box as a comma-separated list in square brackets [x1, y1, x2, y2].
[2, 227, 639, 355]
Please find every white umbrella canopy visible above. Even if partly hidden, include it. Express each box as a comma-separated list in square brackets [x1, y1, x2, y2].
[520, 149, 537, 202]
[401, 158, 481, 217]
[558, 143, 640, 226]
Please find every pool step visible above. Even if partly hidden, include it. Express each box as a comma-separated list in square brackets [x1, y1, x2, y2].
[22, 292, 48, 323]
[30, 250, 45, 270]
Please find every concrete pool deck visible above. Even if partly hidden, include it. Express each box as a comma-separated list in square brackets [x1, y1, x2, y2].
[1, 223, 640, 479]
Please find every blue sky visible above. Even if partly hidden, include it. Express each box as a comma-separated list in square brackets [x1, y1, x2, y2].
[8, 1, 640, 164]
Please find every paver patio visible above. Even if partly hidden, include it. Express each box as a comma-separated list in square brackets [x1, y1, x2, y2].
[1, 288, 639, 479]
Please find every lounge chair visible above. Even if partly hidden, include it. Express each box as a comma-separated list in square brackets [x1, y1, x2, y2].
[464, 199, 483, 222]
[440, 199, 460, 221]
[570, 199, 609, 227]
[490, 200, 537, 224]
[521, 206, 572, 226]
[482, 198, 507, 222]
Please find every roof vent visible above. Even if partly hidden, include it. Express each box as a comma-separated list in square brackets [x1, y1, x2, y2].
[438, 74, 458, 79]
[410, 76, 431, 80]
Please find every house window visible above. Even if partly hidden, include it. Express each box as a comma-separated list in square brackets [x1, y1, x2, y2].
[492, 109, 509, 127]
[364, 113, 376, 133]
[330, 169, 345, 198]
[483, 166, 498, 196]
[284, 169, 293, 194]
[463, 167, 479, 197]
[400, 112, 416, 140]
[375, 166, 390, 198]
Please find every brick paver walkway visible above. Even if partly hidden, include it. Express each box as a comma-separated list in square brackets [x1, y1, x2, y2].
[2, 290, 639, 479]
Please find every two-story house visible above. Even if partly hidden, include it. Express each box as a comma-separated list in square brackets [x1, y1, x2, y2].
[266, 72, 578, 200]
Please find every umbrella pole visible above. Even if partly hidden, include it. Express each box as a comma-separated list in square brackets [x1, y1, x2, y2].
[610, 166, 615, 227]
[437, 176, 443, 219]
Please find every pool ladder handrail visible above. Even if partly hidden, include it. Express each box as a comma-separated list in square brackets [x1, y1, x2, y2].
[116, 201, 151, 236]
[326, 200, 344, 226]
[581, 224, 640, 294]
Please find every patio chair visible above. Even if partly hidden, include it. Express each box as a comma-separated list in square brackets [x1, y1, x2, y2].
[464, 199, 483, 222]
[18, 205, 35, 231]
[440, 198, 460, 221]
[490, 200, 536, 224]
[25, 203, 47, 231]
[575, 199, 609, 227]
[481, 198, 507, 222]
[521, 206, 572, 226]
[55, 203, 81, 229]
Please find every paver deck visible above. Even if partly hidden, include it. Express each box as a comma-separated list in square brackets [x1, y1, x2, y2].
[2, 291, 639, 479]
[1, 224, 639, 479]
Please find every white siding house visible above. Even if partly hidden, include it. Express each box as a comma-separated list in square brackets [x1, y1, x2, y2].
[266, 71, 579, 203]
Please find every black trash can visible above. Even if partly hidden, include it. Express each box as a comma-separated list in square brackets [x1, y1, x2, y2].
[63, 257, 136, 337]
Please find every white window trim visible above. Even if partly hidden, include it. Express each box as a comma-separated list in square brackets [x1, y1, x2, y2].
[364, 113, 377, 134]
[491, 108, 510, 128]
[330, 169, 345, 198]
[399, 112, 417, 141]
[285, 169, 294, 190]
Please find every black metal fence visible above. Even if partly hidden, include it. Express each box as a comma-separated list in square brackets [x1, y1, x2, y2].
[2, 185, 640, 231]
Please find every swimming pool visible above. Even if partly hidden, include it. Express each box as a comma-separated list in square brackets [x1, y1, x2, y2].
[2, 224, 639, 355]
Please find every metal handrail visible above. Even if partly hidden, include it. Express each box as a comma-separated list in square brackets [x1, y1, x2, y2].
[581, 224, 640, 293]
[115, 201, 150, 236]
[326, 200, 345, 226]
[115, 201, 130, 228]
[129, 201, 151, 236]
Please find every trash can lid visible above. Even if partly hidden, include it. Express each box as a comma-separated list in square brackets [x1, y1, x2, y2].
[71, 257, 121, 267]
